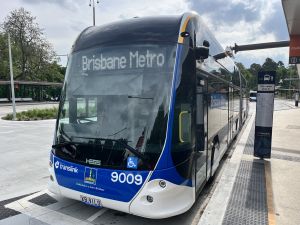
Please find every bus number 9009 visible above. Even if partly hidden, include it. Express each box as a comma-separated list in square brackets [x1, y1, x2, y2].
[111, 172, 143, 185]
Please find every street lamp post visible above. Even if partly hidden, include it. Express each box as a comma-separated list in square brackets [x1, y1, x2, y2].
[89, 0, 99, 26]
[8, 33, 16, 120]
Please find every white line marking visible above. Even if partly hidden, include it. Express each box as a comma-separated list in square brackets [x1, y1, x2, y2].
[87, 208, 108, 222]
[5, 191, 93, 225]
[0, 131, 13, 134]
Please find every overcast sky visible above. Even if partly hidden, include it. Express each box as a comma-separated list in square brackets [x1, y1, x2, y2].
[0, 0, 289, 67]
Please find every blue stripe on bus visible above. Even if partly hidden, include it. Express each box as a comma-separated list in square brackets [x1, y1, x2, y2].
[149, 44, 192, 187]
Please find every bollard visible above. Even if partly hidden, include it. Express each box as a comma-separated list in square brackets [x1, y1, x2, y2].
[296, 93, 299, 107]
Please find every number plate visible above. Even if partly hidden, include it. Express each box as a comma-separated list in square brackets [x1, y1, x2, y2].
[80, 195, 102, 208]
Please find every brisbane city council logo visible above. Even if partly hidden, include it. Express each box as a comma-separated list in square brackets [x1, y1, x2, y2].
[84, 167, 97, 185]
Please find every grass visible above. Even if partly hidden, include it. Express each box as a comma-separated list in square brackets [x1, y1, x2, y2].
[2, 107, 58, 121]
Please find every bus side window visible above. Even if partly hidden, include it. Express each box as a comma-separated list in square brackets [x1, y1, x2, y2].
[179, 107, 191, 143]
[171, 47, 195, 168]
[76, 97, 97, 122]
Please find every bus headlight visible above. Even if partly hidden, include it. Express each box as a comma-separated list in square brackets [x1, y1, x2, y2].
[146, 195, 153, 203]
[49, 160, 53, 167]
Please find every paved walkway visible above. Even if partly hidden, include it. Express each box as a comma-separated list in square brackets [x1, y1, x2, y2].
[271, 106, 300, 225]
[198, 103, 300, 225]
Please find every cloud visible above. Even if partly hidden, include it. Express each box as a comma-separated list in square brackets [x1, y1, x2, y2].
[235, 47, 289, 67]
[22, 0, 82, 11]
[186, 0, 289, 67]
[261, 0, 289, 40]
[2, 0, 290, 67]
[187, 0, 263, 26]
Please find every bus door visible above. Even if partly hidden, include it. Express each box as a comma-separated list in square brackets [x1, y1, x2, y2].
[229, 86, 234, 142]
[195, 74, 207, 192]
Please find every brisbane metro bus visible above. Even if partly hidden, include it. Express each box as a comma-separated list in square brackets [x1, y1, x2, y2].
[48, 12, 248, 219]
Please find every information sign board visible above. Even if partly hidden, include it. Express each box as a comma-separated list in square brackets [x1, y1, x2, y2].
[254, 71, 276, 158]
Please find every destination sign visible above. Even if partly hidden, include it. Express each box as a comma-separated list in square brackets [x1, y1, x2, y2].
[82, 50, 166, 72]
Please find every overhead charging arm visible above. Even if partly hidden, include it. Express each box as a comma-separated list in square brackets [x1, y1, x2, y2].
[213, 40, 290, 60]
[232, 41, 290, 53]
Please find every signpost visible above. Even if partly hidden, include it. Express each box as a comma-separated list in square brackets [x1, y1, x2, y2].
[254, 71, 276, 158]
[8, 33, 16, 120]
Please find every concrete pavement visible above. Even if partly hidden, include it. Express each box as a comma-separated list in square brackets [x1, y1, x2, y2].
[0, 119, 55, 201]
[198, 100, 300, 225]
[271, 105, 300, 225]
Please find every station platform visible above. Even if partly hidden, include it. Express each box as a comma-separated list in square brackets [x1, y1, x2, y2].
[198, 102, 300, 225]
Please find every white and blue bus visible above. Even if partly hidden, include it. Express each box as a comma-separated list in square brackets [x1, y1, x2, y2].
[48, 12, 248, 219]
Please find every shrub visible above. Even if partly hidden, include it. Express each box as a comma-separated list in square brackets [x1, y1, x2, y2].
[2, 107, 58, 121]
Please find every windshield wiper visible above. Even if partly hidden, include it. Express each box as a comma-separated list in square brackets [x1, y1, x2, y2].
[128, 95, 153, 100]
[107, 127, 127, 137]
[52, 140, 77, 158]
[52, 140, 97, 148]
[52, 141, 76, 148]
[73, 136, 148, 162]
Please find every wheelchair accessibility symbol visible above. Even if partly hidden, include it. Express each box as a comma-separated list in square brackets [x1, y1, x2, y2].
[127, 157, 138, 169]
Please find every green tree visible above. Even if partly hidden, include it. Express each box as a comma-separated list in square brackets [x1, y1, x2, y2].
[246, 63, 262, 90]
[40, 62, 65, 82]
[262, 58, 278, 71]
[237, 58, 299, 98]
[0, 33, 9, 80]
[1, 7, 64, 82]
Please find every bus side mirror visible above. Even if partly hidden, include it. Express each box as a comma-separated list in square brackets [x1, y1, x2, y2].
[195, 40, 210, 60]
[195, 46, 209, 60]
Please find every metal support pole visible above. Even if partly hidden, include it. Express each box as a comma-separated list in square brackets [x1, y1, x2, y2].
[289, 71, 292, 99]
[93, 1, 95, 26]
[89, 0, 99, 26]
[8, 33, 16, 120]
[238, 71, 243, 130]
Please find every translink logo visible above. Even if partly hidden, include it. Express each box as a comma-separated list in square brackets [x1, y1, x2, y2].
[55, 160, 78, 173]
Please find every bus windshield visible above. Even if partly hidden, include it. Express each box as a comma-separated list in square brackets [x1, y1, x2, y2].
[55, 43, 176, 170]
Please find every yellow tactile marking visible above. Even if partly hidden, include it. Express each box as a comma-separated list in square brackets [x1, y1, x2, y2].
[178, 16, 190, 43]
[265, 160, 276, 225]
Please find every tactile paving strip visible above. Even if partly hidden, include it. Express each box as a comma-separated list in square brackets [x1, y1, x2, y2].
[271, 153, 300, 162]
[0, 193, 32, 220]
[243, 123, 300, 162]
[29, 193, 57, 207]
[222, 160, 268, 225]
[243, 123, 255, 155]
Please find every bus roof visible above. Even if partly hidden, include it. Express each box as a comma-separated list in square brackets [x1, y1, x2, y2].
[72, 15, 183, 52]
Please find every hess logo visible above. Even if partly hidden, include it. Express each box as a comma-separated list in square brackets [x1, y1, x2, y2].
[55, 161, 59, 169]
